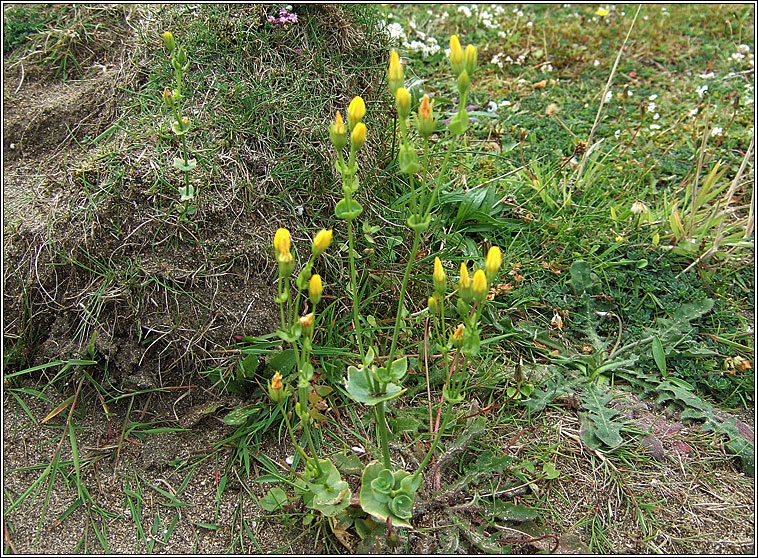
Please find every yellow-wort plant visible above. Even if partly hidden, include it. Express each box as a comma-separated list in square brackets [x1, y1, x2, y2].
[161, 31, 197, 218]
[324, 36, 496, 528]
[268, 226, 351, 517]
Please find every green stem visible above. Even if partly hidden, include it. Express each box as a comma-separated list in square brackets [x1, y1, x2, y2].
[346, 217, 365, 358]
[387, 228, 422, 366]
[276, 401, 311, 464]
[375, 402, 392, 469]
[277, 276, 286, 329]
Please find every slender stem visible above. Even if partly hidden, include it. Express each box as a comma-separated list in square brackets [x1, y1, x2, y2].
[375, 402, 392, 469]
[387, 229, 422, 366]
[277, 276, 286, 329]
[346, 217, 365, 358]
[302, 420, 323, 475]
[276, 401, 310, 464]
[424, 134, 459, 217]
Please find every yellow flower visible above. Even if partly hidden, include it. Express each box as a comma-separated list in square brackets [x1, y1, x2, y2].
[330, 110, 348, 151]
[162, 31, 175, 51]
[485, 246, 502, 280]
[273, 228, 291, 258]
[309, 274, 323, 305]
[351, 122, 367, 150]
[433, 256, 447, 295]
[449, 35, 463, 75]
[472, 269, 488, 301]
[463, 44, 477, 77]
[395, 87, 411, 119]
[595, 8, 609, 17]
[348, 96, 366, 130]
[312, 229, 333, 256]
[388, 50, 403, 95]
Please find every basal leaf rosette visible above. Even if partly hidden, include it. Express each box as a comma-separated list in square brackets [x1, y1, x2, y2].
[295, 458, 351, 517]
[359, 462, 421, 528]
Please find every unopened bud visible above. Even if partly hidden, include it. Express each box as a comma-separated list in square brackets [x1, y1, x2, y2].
[395, 87, 411, 119]
[351, 122, 367, 150]
[162, 31, 175, 51]
[329, 111, 348, 152]
[388, 50, 404, 96]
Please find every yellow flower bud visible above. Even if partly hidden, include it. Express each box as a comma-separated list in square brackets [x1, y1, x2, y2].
[433, 257, 447, 295]
[388, 50, 403, 96]
[415, 94, 436, 138]
[459, 262, 471, 297]
[273, 228, 291, 258]
[329, 111, 348, 152]
[309, 274, 323, 305]
[348, 96, 366, 130]
[395, 87, 411, 119]
[473, 269, 488, 301]
[312, 229, 333, 256]
[485, 246, 502, 281]
[351, 122, 367, 150]
[449, 35, 464, 75]
[162, 31, 175, 51]
[464, 44, 477, 77]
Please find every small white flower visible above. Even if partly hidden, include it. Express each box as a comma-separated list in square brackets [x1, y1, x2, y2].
[696, 84, 708, 98]
[527, 21, 534, 28]
[698, 72, 715, 79]
[498, 30, 506, 38]
[649, 123, 661, 130]
[285, 455, 294, 465]
[688, 107, 699, 117]
[710, 126, 723, 137]
[458, 6, 472, 17]
[647, 102, 656, 113]
[615, 129, 621, 139]
[653, 113, 660, 120]
[737, 44, 751, 54]
[593, 59, 601, 66]
[627, 89, 633, 96]
[352, 446, 365, 454]
[543, 63, 553, 72]
[648, 94, 658, 101]
[604, 90, 613, 103]
[486, 101, 498, 112]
